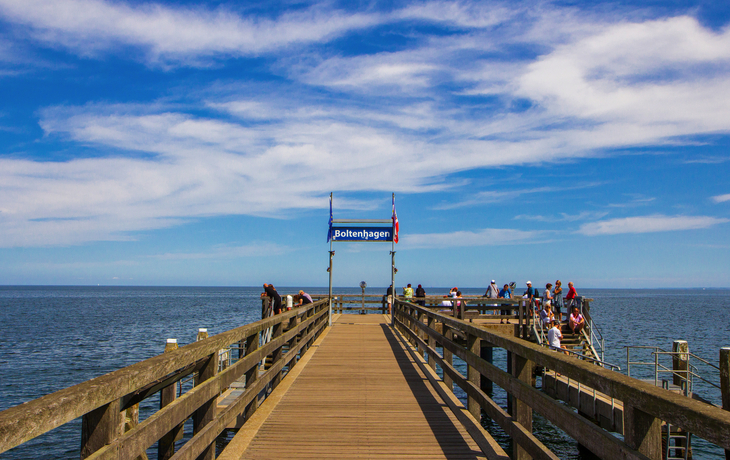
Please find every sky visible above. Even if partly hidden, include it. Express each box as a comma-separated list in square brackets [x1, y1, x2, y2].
[0, 0, 729, 289]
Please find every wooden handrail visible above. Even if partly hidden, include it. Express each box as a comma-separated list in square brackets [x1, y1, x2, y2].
[393, 299, 730, 458]
[0, 299, 329, 457]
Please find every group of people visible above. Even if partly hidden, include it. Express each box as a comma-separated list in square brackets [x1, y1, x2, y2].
[261, 283, 313, 315]
[483, 279, 585, 353]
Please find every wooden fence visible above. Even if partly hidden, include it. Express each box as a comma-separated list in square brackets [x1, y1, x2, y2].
[393, 299, 730, 460]
[0, 299, 329, 460]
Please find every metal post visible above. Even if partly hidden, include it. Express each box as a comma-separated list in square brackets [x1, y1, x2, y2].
[328, 192, 333, 327]
[328, 248, 333, 327]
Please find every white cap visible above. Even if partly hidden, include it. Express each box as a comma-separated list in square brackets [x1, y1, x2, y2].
[526, 281, 532, 284]
[198, 328, 207, 333]
[491, 280, 495, 283]
[166, 338, 177, 344]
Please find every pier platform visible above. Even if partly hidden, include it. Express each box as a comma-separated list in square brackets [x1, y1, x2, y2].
[219, 314, 505, 460]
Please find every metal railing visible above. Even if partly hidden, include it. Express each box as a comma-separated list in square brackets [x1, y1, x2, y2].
[625, 346, 721, 397]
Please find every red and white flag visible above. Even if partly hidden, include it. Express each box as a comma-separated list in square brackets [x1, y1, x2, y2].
[392, 195, 399, 244]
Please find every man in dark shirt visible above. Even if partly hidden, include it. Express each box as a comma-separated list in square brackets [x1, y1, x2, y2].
[415, 284, 426, 306]
[296, 290, 313, 306]
[262, 283, 282, 315]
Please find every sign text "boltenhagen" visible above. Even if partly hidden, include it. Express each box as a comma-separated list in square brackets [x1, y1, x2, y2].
[331, 227, 393, 242]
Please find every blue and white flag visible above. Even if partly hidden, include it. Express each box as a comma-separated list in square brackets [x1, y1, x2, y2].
[327, 194, 333, 243]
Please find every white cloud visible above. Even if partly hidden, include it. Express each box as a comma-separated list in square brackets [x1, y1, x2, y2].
[402, 228, 544, 249]
[577, 215, 729, 236]
[514, 211, 609, 222]
[712, 194, 730, 203]
[150, 242, 289, 260]
[0, 0, 385, 62]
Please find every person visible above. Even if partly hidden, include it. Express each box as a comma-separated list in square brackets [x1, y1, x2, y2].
[261, 283, 282, 315]
[415, 284, 426, 306]
[565, 281, 578, 312]
[485, 280, 499, 299]
[295, 290, 313, 307]
[569, 306, 585, 335]
[540, 301, 554, 328]
[498, 283, 512, 324]
[547, 320, 566, 353]
[553, 280, 564, 323]
[524, 281, 536, 314]
[404, 284, 414, 300]
[543, 283, 553, 311]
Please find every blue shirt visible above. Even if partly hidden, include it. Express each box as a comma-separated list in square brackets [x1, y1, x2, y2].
[499, 288, 511, 298]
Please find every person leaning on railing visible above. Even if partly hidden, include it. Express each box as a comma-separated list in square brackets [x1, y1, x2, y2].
[498, 284, 512, 324]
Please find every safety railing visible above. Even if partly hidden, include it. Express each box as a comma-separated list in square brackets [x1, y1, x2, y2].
[394, 299, 730, 460]
[0, 299, 329, 460]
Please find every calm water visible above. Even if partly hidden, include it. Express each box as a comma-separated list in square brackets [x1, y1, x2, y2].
[0, 286, 728, 459]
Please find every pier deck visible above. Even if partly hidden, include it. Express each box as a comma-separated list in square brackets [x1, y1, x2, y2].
[219, 314, 502, 460]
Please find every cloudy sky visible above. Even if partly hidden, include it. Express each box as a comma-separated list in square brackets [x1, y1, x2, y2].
[0, 0, 729, 288]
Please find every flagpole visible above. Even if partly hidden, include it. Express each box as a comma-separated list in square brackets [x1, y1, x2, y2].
[391, 192, 396, 326]
[328, 192, 333, 327]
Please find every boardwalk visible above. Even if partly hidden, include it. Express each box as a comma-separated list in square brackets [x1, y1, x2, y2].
[219, 314, 502, 460]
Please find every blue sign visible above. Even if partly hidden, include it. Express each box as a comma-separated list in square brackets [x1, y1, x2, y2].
[331, 226, 393, 242]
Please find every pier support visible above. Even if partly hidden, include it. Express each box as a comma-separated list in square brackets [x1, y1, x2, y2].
[510, 354, 533, 460]
[80, 399, 122, 459]
[467, 333, 480, 420]
[624, 405, 661, 459]
[721, 347, 730, 460]
[243, 332, 260, 421]
[672, 340, 689, 391]
[193, 350, 219, 460]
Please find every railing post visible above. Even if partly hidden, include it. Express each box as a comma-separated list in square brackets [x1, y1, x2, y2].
[510, 353, 533, 460]
[720, 347, 730, 460]
[416, 310, 425, 355]
[193, 349, 219, 460]
[624, 405, 661, 459]
[288, 313, 300, 369]
[427, 314, 436, 370]
[244, 332, 260, 421]
[271, 318, 285, 390]
[467, 333, 480, 420]
[443, 323, 453, 391]
[158, 339, 183, 460]
[672, 340, 689, 392]
[80, 399, 122, 459]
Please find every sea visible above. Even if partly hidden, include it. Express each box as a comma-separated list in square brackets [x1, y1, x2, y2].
[0, 286, 728, 459]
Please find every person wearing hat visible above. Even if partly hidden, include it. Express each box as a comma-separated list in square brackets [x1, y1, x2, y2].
[524, 281, 537, 314]
[485, 280, 499, 299]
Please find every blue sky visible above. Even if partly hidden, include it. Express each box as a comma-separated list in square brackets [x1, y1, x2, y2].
[0, 0, 729, 288]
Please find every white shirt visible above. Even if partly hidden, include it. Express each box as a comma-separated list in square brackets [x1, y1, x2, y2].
[548, 326, 562, 349]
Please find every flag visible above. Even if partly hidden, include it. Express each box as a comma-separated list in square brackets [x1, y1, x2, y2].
[392, 194, 399, 244]
[327, 194, 333, 243]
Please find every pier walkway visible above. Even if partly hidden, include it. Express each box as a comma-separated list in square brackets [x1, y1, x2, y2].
[2, 297, 730, 460]
[219, 314, 503, 460]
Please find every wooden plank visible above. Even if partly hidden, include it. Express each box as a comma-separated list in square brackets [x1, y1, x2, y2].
[224, 315, 498, 460]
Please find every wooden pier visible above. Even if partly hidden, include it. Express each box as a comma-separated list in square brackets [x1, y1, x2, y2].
[1, 297, 730, 460]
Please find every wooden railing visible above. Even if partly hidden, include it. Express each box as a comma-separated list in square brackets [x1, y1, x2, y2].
[393, 299, 730, 460]
[0, 299, 329, 460]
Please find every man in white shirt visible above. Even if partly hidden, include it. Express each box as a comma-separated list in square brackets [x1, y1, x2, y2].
[547, 320, 566, 354]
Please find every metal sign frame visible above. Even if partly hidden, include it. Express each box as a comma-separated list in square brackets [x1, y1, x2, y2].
[327, 193, 397, 326]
